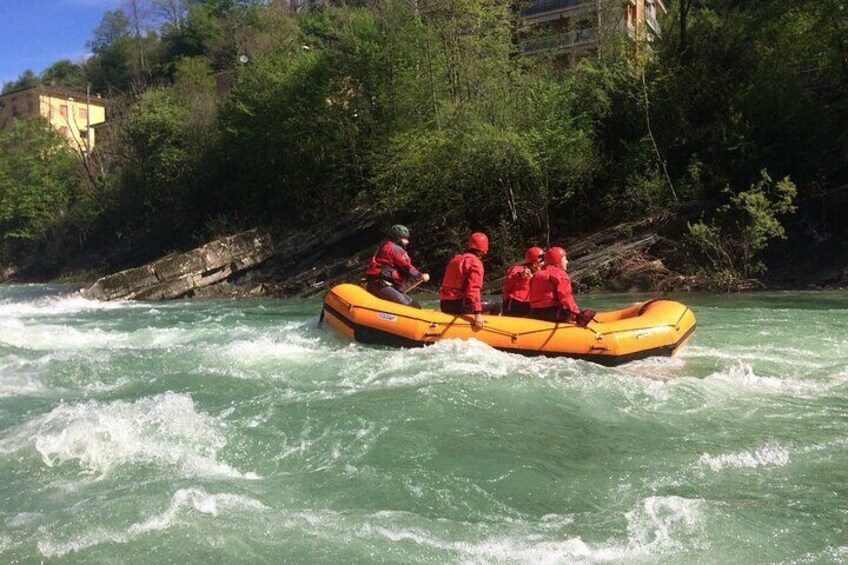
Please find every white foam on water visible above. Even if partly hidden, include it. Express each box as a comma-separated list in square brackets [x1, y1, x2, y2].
[36, 487, 267, 558]
[6, 512, 43, 529]
[0, 294, 143, 318]
[785, 545, 848, 564]
[0, 321, 118, 351]
[332, 338, 585, 398]
[352, 496, 703, 564]
[0, 317, 213, 351]
[364, 525, 628, 565]
[1, 392, 258, 479]
[0, 372, 47, 398]
[198, 322, 333, 377]
[617, 355, 688, 382]
[621, 495, 703, 555]
[0, 352, 132, 398]
[681, 344, 828, 371]
[223, 332, 327, 367]
[698, 443, 791, 472]
[703, 361, 826, 398]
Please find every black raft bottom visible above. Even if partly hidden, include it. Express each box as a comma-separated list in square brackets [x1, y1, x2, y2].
[323, 303, 695, 367]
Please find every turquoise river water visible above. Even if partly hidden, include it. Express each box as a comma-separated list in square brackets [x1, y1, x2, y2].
[1, 285, 847, 564]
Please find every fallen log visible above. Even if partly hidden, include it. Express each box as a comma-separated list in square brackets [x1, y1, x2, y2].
[81, 229, 274, 301]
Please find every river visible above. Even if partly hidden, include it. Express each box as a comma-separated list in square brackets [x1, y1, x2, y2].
[1, 285, 846, 563]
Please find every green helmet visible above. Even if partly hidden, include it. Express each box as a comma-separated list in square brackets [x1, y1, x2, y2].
[388, 224, 410, 240]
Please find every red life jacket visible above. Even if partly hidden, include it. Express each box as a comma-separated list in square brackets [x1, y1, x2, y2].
[502, 264, 533, 304]
[365, 240, 421, 286]
[528, 265, 579, 313]
[439, 252, 484, 312]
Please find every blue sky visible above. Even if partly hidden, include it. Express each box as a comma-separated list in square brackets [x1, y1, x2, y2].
[0, 0, 123, 86]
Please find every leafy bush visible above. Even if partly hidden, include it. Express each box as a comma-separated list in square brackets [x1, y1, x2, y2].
[0, 119, 78, 261]
[686, 171, 797, 286]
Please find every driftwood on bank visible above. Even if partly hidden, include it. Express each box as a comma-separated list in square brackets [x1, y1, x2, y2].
[81, 229, 274, 300]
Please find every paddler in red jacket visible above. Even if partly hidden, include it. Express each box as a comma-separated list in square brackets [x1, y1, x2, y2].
[364, 224, 429, 306]
[528, 246, 595, 327]
[439, 232, 499, 329]
[502, 246, 544, 317]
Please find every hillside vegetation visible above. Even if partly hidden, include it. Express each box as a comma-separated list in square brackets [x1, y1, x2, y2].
[1, 0, 846, 289]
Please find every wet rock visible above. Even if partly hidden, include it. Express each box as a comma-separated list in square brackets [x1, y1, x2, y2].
[0, 264, 19, 283]
[81, 229, 273, 301]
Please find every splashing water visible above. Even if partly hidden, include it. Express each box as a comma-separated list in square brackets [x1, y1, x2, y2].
[1, 286, 847, 563]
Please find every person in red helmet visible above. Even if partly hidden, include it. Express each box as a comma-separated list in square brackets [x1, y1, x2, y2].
[502, 246, 545, 317]
[439, 232, 499, 329]
[364, 224, 429, 307]
[528, 246, 595, 327]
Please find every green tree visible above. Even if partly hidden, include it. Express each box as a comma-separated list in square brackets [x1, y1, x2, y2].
[0, 119, 78, 260]
[2, 70, 40, 94]
[40, 60, 87, 90]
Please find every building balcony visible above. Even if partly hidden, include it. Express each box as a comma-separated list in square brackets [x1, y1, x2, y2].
[520, 28, 597, 55]
[520, 0, 594, 20]
[645, 12, 659, 34]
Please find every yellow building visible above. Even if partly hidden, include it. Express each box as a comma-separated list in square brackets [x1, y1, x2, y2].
[0, 85, 107, 153]
[520, 0, 667, 61]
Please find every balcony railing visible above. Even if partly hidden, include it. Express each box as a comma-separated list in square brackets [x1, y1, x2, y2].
[645, 11, 659, 33]
[520, 0, 592, 18]
[520, 28, 597, 54]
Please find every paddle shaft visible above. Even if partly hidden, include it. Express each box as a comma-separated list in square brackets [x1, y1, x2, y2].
[404, 278, 427, 293]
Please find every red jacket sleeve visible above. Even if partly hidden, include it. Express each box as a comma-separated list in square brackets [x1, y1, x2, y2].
[556, 272, 580, 313]
[465, 256, 484, 312]
[390, 245, 422, 281]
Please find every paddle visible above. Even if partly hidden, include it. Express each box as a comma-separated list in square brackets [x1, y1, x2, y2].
[404, 278, 427, 293]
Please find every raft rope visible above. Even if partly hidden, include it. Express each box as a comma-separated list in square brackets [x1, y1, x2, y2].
[325, 290, 691, 342]
[328, 291, 598, 341]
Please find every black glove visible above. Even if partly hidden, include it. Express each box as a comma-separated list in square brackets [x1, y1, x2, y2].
[575, 309, 596, 327]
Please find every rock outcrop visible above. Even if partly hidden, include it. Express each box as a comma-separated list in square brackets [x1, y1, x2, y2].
[81, 229, 273, 300]
[254, 207, 384, 297]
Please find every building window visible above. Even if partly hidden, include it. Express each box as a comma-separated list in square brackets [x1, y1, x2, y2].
[79, 108, 88, 119]
[59, 126, 69, 136]
[27, 99, 35, 113]
[11, 104, 19, 117]
[60, 104, 68, 117]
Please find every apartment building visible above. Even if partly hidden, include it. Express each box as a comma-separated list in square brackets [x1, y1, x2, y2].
[0, 85, 107, 153]
[519, 0, 667, 61]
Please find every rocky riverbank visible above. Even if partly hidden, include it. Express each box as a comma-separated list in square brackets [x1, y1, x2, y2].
[6, 189, 848, 300]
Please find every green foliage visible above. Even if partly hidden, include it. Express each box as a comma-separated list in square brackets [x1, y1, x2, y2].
[89, 10, 131, 53]
[112, 72, 218, 239]
[0, 119, 78, 260]
[217, 8, 388, 228]
[40, 60, 87, 90]
[2, 70, 40, 94]
[85, 34, 136, 93]
[1, 0, 846, 282]
[376, 122, 541, 228]
[686, 171, 797, 284]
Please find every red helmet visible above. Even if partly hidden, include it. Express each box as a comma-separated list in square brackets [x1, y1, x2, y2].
[524, 246, 544, 265]
[544, 246, 567, 266]
[467, 232, 489, 254]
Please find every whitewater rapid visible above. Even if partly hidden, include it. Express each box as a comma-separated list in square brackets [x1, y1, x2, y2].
[1, 286, 847, 563]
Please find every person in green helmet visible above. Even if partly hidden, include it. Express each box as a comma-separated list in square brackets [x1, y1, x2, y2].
[364, 225, 429, 307]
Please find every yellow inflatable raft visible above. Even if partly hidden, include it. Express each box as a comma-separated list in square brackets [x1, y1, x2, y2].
[322, 284, 696, 366]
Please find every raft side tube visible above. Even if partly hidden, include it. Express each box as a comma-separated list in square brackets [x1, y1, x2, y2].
[322, 284, 696, 366]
